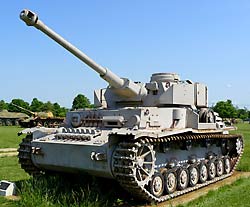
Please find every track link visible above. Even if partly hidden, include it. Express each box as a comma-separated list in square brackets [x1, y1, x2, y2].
[18, 134, 41, 175]
[112, 133, 243, 203]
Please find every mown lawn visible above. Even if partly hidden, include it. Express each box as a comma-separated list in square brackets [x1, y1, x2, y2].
[0, 126, 25, 148]
[0, 156, 29, 182]
[232, 123, 250, 171]
[0, 196, 16, 207]
[178, 177, 250, 207]
[0, 124, 249, 207]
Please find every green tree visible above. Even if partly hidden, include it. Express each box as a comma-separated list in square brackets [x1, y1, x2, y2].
[53, 103, 68, 117]
[72, 94, 91, 110]
[213, 100, 237, 118]
[0, 100, 8, 111]
[52, 103, 61, 116]
[237, 107, 249, 120]
[42, 101, 54, 112]
[30, 98, 44, 112]
[9, 98, 30, 112]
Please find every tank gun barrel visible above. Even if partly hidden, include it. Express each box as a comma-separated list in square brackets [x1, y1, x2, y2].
[20, 9, 146, 97]
[10, 103, 35, 116]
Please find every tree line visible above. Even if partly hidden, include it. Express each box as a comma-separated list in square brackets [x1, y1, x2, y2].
[212, 99, 250, 120]
[0, 94, 92, 117]
[0, 96, 248, 120]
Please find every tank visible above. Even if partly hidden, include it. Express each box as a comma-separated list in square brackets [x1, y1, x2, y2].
[0, 110, 29, 126]
[11, 103, 64, 128]
[18, 9, 244, 202]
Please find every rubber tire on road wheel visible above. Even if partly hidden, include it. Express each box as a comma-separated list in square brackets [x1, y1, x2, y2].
[149, 173, 164, 198]
[188, 165, 199, 187]
[164, 170, 177, 194]
[177, 167, 189, 190]
[207, 160, 216, 180]
[199, 162, 208, 183]
[216, 158, 224, 177]
[224, 157, 231, 174]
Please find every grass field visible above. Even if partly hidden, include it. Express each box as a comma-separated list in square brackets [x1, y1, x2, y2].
[0, 126, 25, 148]
[0, 124, 249, 206]
[179, 177, 250, 207]
[232, 123, 250, 172]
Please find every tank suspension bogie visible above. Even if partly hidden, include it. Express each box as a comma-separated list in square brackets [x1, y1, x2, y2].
[112, 133, 243, 202]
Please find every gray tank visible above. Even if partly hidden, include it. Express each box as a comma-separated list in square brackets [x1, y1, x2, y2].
[18, 9, 244, 202]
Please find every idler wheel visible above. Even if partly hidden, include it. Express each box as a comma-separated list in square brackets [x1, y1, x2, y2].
[164, 170, 177, 194]
[207, 160, 216, 180]
[216, 158, 224, 177]
[149, 173, 164, 198]
[177, 167, 189, 190]
[188, 165, 199, 187]
[224, 157, 231, 174]
[199, 162, 208, 183]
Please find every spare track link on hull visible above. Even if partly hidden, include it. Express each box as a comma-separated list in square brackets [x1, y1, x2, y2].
[112, 133, 243, 203]
[18, 134, 41, 175]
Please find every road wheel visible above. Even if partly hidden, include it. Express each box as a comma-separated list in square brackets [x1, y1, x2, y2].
[216, 158, 224, 177]
[189, 165, 199, 187]
[177, 167, 189, 190]
[224, 157, 231, 174]
[149, 173, 164, 198]
[207, 160, 216, 180]
[199, 162, 208, 183]
[164, 170, 177, 194]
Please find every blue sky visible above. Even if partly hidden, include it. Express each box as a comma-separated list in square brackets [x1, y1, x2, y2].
[1, 1, 250, 108]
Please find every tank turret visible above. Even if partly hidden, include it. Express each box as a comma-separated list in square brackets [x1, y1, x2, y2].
[20, 9, 207, 109]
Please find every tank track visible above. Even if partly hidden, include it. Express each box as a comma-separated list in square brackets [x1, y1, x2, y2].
[112, 133, 243, 203]
[18, 134, 41, 175]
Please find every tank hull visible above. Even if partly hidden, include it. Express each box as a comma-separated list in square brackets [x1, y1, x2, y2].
[30, 141, 112, 178]
[18, 124, 243, 202]
[0, 110, 29, 126]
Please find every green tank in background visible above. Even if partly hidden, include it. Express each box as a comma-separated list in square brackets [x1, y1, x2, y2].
[0, 110, 29, 126]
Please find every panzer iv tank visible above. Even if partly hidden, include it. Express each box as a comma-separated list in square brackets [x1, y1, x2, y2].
[18, 9, 243, 202]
